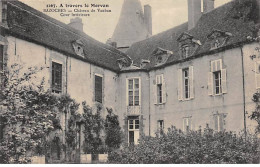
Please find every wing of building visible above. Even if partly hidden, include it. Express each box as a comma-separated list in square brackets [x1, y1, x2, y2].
[0, 0, 259, 164]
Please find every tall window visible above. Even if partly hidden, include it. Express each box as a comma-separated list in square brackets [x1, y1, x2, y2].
[183, 117, 192, 133]
[157, 84, 162, 104]
[214, 113, 226, 132]
[213, 71, 221, 95]
[128, 78, 140, 106]
[208, 59, 227, 96]
[52, 62, 62, 94]
[154, 74, 166, 104]
[157, 120, 164, 136]
[178, 67, 194, 101]
[183, 68, 190, 99]
[95, 75, 103, 103]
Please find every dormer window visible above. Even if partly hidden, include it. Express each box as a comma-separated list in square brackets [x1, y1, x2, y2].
[152, 47, 173, 66]
[207, 30, 232, 50]
[117, 58, 129, 70]
[177, 32, 201, 59]
[157, 55, 163, 63]
[72, 40, 85, 57]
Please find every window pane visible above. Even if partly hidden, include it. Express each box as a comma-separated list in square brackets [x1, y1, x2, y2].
[129, 80, 133, 89]
[135, 125, 139, 129]
[135, 120, 139, 125]
[129, 120, 134, 124]
[129, 125, 133, 129]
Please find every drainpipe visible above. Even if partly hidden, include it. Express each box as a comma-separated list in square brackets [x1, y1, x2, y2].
[240, 46, 247, 140]
[148, 72, 151, 136]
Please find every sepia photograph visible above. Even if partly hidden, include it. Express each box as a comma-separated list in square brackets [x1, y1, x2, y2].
[0, 0, 260, 164]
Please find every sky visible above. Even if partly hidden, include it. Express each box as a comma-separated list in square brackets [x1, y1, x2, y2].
[19, 0, 232, 43]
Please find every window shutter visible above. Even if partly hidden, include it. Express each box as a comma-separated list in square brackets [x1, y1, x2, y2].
[162, 82, 167, 104]
[221, 69, 227, 94]
[211, 61, 215, 72]
[153, 84, 158, 104]
[216, 59, 222, 71]
[95, 75, 103, 103]
[208, 72, 213, 96]
[189, 66, 194, 99]
[178, 69, 183, 101]
[255, 62, 260, 89]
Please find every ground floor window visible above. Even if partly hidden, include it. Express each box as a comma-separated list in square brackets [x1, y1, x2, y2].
[128, 117, 139, 145]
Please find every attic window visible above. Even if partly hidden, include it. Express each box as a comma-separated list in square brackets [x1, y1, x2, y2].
[157, 55, 163, 63]
[72, 40, 85, 57]
[153, 47, 173, 67]
[177, 32, 201, 59]
[207, 30, 232, 50]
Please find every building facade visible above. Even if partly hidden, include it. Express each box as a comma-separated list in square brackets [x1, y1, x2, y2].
[0, 0, 260, 163]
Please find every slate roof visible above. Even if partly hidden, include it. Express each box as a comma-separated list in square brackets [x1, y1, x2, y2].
[5, 0, 131, 72]
[126, 0, 259, 70]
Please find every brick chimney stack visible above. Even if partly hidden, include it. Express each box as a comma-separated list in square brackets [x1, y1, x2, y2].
[68, 17, 83, 32]
[188, 0, 202, 30]
[144, 4, 152, 36]
[203, 0, 215, 13]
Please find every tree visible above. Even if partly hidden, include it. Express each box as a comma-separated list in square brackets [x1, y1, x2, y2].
[104, 108, 123, 151]
[82, 102, 104, 161]
[249, 92, 260, 133]
[0, 64, 81, 163]
[0, 64, 61, 163]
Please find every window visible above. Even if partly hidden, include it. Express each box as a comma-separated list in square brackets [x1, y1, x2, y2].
[214, 113, 226, 132]
[127, 78, 140, 106]
[183, 117, 192, 133]
[128, 119, 139, 130]
[183, 69, 190, 99]
[157, 120, 164, 136]
[213, 71, 221, 95]
[178, 67, 194, 101]
[52, 62, 62, 94]
[157, 84, 162, 103]
[154, 74, 166, 104]
[208, 59, 227, 95]
[182, 45, 190, 58]
[95, 75, 103, 103]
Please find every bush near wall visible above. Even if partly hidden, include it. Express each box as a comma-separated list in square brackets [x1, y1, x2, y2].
[108, 126, 260, 164]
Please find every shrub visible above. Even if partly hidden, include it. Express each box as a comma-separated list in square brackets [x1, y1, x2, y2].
[108, 126, 260, 164]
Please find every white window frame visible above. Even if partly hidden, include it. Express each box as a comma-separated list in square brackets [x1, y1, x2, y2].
[154, 74, 167, 105]
[208, 59, 227, 96]
[126, 77, 141, 106]
[183, 68, 190, 99]
[183, 117, 192, 133]
[213, 71, 222, 95]
[128, 118, 140, 131]
[214, 113, 226, 132]
[178, 66, 194, 101]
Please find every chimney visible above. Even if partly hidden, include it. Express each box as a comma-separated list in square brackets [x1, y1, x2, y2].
[68, 17, 83, 32]
[188, 0, 202, 30]
[144, 4, 152, 35]
[203, 0, 214, 13]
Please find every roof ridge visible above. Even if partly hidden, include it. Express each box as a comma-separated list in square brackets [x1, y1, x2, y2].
[9, 1, 128, 59]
